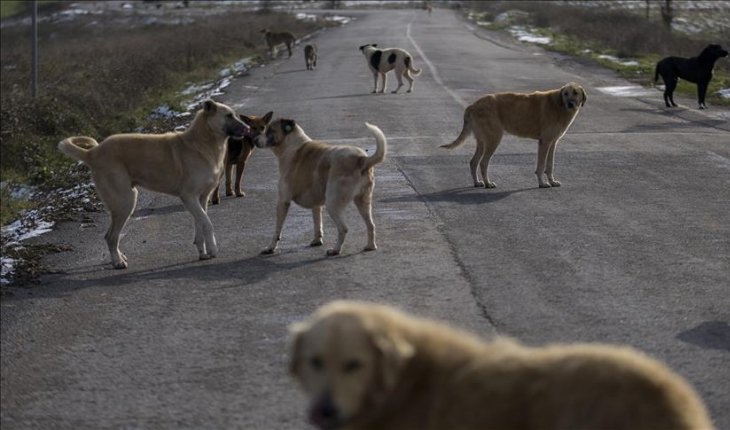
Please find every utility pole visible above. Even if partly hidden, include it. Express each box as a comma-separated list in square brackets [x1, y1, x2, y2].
[31, 0, 38, 98]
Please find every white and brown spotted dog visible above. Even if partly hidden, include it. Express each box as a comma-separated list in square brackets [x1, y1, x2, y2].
[252, 117, 387, 256]
[359, 44, 422, 94]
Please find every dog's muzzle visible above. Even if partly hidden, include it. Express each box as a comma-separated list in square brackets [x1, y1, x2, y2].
[227, 122, 251, 139]
[308, 395, 343, 430]
[253, 134, 270, 148]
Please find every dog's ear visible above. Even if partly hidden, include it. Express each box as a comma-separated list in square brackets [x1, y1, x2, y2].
[282, 119, 296, 134]
[372, 330, 414, 392]
[288, 322, 308, 377]
[359, 44, 368, 51]
[372, 43, 378, 48]
[239, 114, 252, 125]
[203, 100, 217, 114]
[263, 111, 274, 124]
[580, 87, 587, 107]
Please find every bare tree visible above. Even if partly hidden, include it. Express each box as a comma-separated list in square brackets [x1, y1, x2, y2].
[660, 0, 673, 31]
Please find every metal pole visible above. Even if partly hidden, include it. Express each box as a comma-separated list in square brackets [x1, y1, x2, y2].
[31, 0, 38, 98]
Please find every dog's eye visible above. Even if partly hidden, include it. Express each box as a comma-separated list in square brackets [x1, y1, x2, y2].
[310, 356, 324, 371]
[343, 360, 363, 374]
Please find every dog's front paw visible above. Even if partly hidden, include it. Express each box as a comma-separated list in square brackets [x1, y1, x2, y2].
[225, 190, 234, 197]
[538, 183, 552, 188]
[199, 253, 213, 260]
[549, 180, 561, 187]
[326, 249, 341, 256]
[112, 260, 128, 270]
[260, 248, 277, 255]
[310, 238, 324, 247]
[485, 181, 497, 188]
[474, 181, 485, 188]
[363, 245, 377, 252]
[235, 191, 246, 197]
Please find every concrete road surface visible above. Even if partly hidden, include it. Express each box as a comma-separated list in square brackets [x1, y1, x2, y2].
[2, 8, 729, 430]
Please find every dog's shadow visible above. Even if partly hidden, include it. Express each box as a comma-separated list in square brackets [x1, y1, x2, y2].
[381, 186, 535, 206]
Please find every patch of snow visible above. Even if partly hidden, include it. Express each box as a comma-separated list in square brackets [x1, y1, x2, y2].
[325, 15, 352, 24]
[1, 257, 16, 285]
[597, 54, 639, 67]
[296, 12, 318, 21]
[508, 26, 552, 45]
[596, 85, 657, 97]
[717, 88, 730, 99]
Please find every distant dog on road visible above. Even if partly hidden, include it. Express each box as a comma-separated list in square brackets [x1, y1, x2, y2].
[211, 111, 272, 205]
[359, 44, 422, 93]
[58, 101, 249, 268]
[290, 300, 714, 430]
[252, 118, 386, 256]
[261, 28, 295, 58]
[655, 44, 728, 109]
[442, 83, 587, 189]
[304, 44, 318, 70]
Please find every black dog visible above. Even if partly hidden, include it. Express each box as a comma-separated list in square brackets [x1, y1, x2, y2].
[655, 44, 728, 109]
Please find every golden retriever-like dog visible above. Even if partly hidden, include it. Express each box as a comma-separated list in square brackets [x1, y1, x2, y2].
[442, 82, 587, 189]
[58, 100, 249, 269]
[252, 118, 386, 256]
[289, 301, 713, 430]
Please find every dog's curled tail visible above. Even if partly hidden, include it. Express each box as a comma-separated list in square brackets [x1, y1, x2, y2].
[58, 136, 99, 164]
[362, 122, 387, 171]
[440, 108, 472, 149]
[405, 56, 422, 76]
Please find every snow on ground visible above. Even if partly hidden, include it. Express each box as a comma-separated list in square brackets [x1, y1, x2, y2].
[596, 86, 658, 97]
[718, 89, 730, 99]
[596, 54, 640, 67]
[508, 26, 552, 45]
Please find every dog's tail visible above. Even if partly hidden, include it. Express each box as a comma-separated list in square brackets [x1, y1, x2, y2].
[440, 108, 472, 149]
[362, 122, 387, 171]
[58, 136, 99, 164]
[405, 56, 422, 76]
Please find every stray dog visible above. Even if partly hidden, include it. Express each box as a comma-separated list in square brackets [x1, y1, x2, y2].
[305, 44, 318, 70]
[289, 300, 714, 430]
[442, 82, 587, 188]
[58, 100, 249, 269]
[359, 44, 422, 93]
[655, 43, 728, 109]
[252, 118, 386, 256]
[261, 28, 295, 58]
[211, 111, 272, 205]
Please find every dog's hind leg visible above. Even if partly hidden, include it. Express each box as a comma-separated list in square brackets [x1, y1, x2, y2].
[470, 141, 487, 188]
[310, 206, 324, 247]
[95, 174, 137, 269]
[234, 158, 247, 197]
[392, 66, 405, 93]
[664, 78, 678, 107]
[181, 194, 217, 259]
[546, 140, 561, 187]
[404, 69, 415, 93]
[325, 183, 357, 256]
[354, 188, 376, 251]
[478, 136, 500, 189]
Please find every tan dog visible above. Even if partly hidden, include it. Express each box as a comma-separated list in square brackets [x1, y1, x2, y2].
[252, 118, 386, 256]
[290, 301, 714, 430]
[442, 82, 587, 188]
[261, 28, 295, 58]
[58, 100, 249, 269]
[211, 112, 272, 205]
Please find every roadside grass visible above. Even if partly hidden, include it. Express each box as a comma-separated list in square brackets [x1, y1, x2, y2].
[0, 5, 337, 229]
[467, 2, 730, 106]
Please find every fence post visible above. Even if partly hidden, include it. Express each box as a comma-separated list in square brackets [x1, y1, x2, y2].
[31, 0, 38, 98]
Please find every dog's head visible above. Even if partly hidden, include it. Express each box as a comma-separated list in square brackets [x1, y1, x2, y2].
[289, 301, 415, 430]
[359, 43, 377, 53]
[559, 82, 587, 110]
[252, 117, 298, 149]
[202, 100, 250, 139]
[700, 44, 729, 61]
[238, 111, 273, 140]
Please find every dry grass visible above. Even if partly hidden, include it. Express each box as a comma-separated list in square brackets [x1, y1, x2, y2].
[0, 5, 335, 225]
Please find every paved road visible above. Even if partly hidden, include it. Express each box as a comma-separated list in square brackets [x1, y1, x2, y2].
[2, 8, 729, 430]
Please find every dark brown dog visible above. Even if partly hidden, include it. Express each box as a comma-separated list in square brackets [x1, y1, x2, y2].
[211, 112, 272, 205]
[655, 44, 728, 109]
